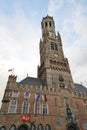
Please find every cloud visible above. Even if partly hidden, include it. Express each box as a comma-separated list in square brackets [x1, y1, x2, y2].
[48, 0, 63, 14]
[67, 0, 76, 4]
[0, 5, 41, 103]
[62, 4, 87, 86]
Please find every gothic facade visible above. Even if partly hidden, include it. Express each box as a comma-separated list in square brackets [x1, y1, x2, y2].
[0, 15, 87, 130]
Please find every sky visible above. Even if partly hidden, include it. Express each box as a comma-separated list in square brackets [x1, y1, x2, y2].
[0, 0, 87, 106]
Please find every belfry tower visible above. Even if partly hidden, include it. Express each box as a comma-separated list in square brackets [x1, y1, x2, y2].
[38, 15, 74, 89]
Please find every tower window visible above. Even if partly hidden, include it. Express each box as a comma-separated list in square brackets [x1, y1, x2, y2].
[59, 74, 64, 81]
[51, 43, 54, 50]
[42, 24, 44, 28]
[45, 22, 47, 27]
[49, 22, 51, 27]
[55, 43, 58, 51]
[51, 42, 58, 51]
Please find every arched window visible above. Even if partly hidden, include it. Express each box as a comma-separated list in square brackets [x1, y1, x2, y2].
[30, 124, 36, 130]
[34, 101, 41, 115]
[21, 100, 30, 113]
[59, 74, 64, 81]
[49, 22, 51, 27]
[9, 124, 16, 130]
[45, 124, 51, 130]
[8, 99, 17, 113]
[43, 103, 49, 114]
[45, 22, 47, 27]
[0, 126, 6, 130]
[55, 43, 58, 51]
[37, 124, 43, 130]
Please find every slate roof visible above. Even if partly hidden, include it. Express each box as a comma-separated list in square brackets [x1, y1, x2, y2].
[18, 77, 45, 87]
[18, 76, 87, 92]
[74, 83, 87, 92]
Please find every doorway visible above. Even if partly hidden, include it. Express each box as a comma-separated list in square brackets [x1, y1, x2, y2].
[18, 124, 28, 130]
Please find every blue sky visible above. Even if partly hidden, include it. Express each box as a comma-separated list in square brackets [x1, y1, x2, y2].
[0, 0, 87, 105]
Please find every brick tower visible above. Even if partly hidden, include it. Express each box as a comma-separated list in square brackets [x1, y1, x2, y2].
[38, 15, 74, 89]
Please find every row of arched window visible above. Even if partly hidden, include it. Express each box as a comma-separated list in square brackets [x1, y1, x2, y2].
[0, 123, 51, 130]
[8, 100, 49, 114]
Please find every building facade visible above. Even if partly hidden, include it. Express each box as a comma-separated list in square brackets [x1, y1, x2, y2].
[0, 15, 87, 130]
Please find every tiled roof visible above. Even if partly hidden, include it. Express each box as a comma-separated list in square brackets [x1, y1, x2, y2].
[18, 77, 45, 87]
[74, 83, 87, 92]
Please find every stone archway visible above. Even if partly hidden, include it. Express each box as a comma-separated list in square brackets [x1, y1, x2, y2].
[67, 126, 76, 130]
[18, 123, 28, 130]
[66, 122, 80, 130]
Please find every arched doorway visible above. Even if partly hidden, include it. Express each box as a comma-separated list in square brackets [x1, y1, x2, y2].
[30, 124, 36, 130]
[37, 124, 43, 130]
[66, 123, 80, 130]
[45, 124, 51, 130]
[0, 126, 6, 130]
[67, 126, 76, 130]
[9, 124, 16, 130]
[18, 124, 28, 130]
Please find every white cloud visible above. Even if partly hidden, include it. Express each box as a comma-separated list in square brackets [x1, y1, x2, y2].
[67, 0, 76, 4]
[0, 7, 41, 104]
[48, 0, 63, 14]
[62, 4, 87, 86]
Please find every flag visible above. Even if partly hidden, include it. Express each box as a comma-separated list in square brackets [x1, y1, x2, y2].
[79, 121, 84, 130]
[42, 94, 47, 102]
[24, 91, 30, 98]
[8, 68, 14, 74]
[35, 93, 40, 100]
[8, 68, 14, 72]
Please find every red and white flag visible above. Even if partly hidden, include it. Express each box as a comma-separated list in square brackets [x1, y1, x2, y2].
[42, 94, 47, 102]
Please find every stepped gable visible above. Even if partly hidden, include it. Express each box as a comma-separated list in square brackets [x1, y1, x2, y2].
[18, 76, 45, 86]
[74, 83, 87, 92]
